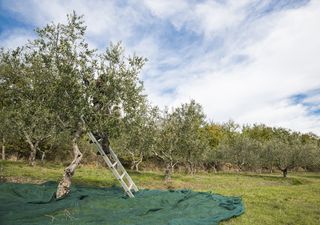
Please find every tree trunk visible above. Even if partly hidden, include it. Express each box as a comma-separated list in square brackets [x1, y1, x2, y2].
[28, 147, 37, 166]
[28, 143, 38, 166]
[186, 160, 196, 175]
[282, 168, 288, 178]
[212, 165, 217, 173]
[24, 133, 39, 166]
[2, 138, 5, 160]
[164, 163, 175, 182]
[56, 126, 83, 199]
[129, 152, 143, 171]
[164, 167, 172, 182]
[41, 151, 46, 161]
[134, 156, 143, 171]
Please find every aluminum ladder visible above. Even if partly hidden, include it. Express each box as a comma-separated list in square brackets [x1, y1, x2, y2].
[87, 131, 139, 198]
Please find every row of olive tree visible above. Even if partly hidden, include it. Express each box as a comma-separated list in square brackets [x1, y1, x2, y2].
[111, 100, 211, 181]
[206, 123, 320, 177]
[113, 110, 320, 179]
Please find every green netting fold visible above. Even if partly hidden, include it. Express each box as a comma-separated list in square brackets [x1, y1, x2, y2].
[0, 182, 244, 225]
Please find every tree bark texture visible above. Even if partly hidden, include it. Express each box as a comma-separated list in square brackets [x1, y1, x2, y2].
[56, 126, 83, 199]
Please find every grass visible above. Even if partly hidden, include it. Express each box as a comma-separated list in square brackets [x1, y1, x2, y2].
[1, 160, 320, 225]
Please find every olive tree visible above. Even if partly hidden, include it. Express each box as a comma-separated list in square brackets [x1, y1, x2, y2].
[219, 134, 260, 171]
[43, 16, 146, 198]
[1, 12, 147, 198]
[114, 106, 159, 171]
[153, 100, 209, 180]
[299, 133, 320, 170]
[265, 129, 303, 177]
[176, 100, 209, 175]
[152, 107, 180, 181]
[18, 13, 95, 197]
[202, 123, 225, 172]
[0, 48, 56, 165]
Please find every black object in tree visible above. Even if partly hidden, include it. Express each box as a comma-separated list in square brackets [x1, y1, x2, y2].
[92, 132, 110, 155]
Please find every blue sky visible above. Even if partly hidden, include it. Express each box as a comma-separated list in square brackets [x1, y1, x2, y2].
[1, 0, 320, 134]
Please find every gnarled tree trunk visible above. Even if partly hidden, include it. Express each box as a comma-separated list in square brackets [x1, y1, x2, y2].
[56, 126, 83, 199]
[24, 133, 38, 166]
[129, 151, 143, 171]
[24, 132, 51, 166]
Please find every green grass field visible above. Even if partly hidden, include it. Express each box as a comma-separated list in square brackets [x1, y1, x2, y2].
[1, 160, 320, 225]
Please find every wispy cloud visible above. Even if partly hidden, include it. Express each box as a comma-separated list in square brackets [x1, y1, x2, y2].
[1, 0, 319, 134]
[0, 29, 34, 49]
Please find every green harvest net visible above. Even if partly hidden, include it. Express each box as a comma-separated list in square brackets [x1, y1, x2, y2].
[0, 181, 244, 225]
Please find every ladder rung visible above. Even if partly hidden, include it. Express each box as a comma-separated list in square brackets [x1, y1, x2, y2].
[120, 172, 126, 179]
[86, 131, 138, 197]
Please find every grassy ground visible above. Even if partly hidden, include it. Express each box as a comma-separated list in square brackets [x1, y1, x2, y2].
[1, 160, 320, 225]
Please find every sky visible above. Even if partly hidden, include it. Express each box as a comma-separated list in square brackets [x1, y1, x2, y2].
[1, 0, 320, 134]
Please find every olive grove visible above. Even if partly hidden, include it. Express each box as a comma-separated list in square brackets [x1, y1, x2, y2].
[1, 12, 320, 190]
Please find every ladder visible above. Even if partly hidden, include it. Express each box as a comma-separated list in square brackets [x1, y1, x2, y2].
[87, 131, 139, 198]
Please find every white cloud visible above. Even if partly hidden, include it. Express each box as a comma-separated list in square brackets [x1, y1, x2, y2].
[0, 29, 34, 49]
[1, 0, 151, 47]
[141, 0, 197, 31]
[141, 0, 252, 37]
[170, 0, 320, 134]
[192, 1, 249, 38]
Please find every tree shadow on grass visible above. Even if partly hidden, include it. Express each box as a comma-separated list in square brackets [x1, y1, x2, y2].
[73, 178, 118, 188]
[129, 170, 164, 180]
[235, 173, 309, 185]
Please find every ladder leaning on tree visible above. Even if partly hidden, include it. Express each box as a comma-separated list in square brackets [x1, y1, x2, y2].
[87, 131, 139, 198]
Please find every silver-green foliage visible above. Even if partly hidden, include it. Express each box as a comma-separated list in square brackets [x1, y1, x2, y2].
[153, 100, 210, 178]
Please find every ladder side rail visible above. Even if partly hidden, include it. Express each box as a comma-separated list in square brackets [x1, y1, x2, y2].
[88, 132, 108, 157]
[106, 147, 130, 183]
[109, 146, 139, 192]
[88, 132, 122, 177]
[88, 132, 138, 194]
[102, 155, 134, 197]
[126, 175, 139, 192]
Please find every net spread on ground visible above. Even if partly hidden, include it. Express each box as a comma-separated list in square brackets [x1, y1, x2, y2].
[0, 181, 244, 225]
